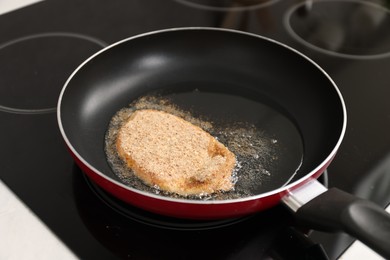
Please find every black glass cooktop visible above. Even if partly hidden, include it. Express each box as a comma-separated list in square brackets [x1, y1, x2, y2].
[1, 0, 390, 259]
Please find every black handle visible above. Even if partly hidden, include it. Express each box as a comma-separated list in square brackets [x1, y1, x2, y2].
[294, 188, 390, 259]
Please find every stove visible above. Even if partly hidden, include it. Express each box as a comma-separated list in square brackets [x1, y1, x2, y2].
[1, 0, 390, 259]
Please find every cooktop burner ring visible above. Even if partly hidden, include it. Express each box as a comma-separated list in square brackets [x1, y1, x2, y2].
[283, 0, 390, 60]
[175, 0, 280, 11]
[0, 32, 107, 114]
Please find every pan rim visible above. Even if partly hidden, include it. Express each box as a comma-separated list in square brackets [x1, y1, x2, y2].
[57, 26, 347, 205]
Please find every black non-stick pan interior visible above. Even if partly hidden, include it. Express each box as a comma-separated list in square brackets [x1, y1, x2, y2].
[60, 29, 345, 196]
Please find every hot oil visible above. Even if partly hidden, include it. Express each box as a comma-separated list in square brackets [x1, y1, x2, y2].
[105, 89, 304, 200]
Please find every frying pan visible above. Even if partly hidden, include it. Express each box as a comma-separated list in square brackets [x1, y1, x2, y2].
[57, 27, 390, 258]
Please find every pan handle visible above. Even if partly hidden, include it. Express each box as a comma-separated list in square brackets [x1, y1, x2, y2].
[282, 179, 390, 259]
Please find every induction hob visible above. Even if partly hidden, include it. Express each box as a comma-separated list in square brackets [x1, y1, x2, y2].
[1, 1, 390, 259]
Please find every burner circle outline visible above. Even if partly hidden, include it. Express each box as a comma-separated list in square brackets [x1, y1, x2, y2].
[0, 32, 107, 114]
[283, 0, 390, 60]
[175, 0, 280, 11]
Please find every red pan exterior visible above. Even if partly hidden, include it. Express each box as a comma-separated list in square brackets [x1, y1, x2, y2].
[68, 146, 334, 220]
[58, 27, 346, 220]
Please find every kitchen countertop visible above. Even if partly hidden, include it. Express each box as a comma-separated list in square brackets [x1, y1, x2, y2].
[0, 179, 77, 259]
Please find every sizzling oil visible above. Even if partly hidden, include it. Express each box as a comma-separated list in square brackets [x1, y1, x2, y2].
[105, 89, 304, 200]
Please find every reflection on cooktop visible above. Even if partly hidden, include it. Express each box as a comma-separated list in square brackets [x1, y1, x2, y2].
[72, 165, 296, 259]
[73, 164, 330, 259]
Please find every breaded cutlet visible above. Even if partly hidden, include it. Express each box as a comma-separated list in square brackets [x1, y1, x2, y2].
[116, 109, 236, 196]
